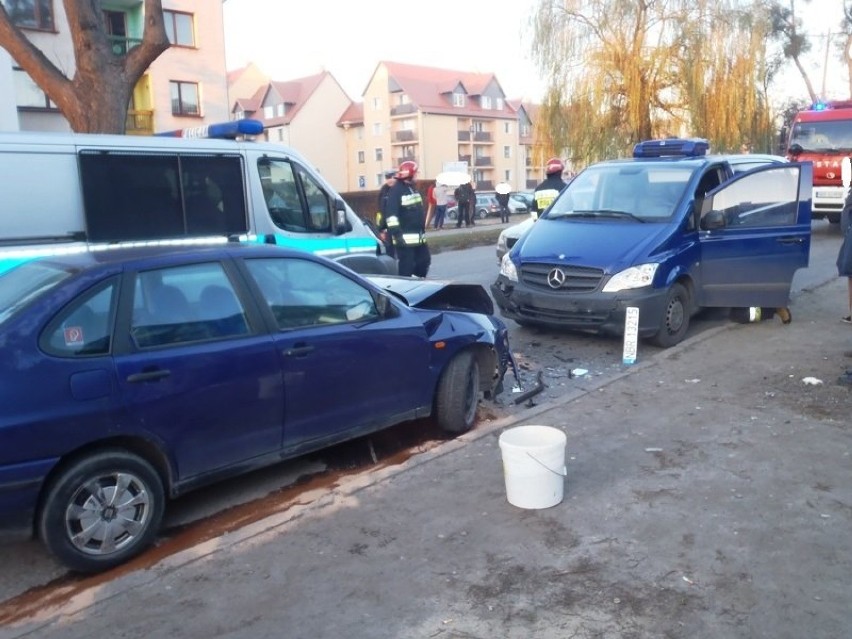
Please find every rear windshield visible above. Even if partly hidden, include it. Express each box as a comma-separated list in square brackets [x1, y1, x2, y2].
[0, 261, 73, 326]
[547, 164, 694, 222]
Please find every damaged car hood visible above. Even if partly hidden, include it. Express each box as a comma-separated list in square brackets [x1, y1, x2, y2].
[367, 276, 494, 316]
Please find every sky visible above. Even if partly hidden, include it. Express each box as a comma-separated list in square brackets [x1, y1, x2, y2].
[222, 0, 848, 105]
[222, 0, 545, 101]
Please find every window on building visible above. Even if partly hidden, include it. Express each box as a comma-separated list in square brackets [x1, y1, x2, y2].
[480, 96, 492, 110]
[372, 122, 382, 136]
[13, 68, 55, 109]
[5, 0, 54, 30]
[398, 94, 410, 105]
[453, 92, 465, 107]
[401, 118, 415, 131]
[357, 151, 365, 164]
[372, 97, 382, 110]
[263, 105, 273, 119]
[376, 173, 383, 187]
[375, 148, 383, 162]
[504, 121, 512, 134]
[164, 10, 195, 47]
[504, 170, 512, 182]
[234, 109, 245, 120]
[170, 81, 200, 116]
[504, 146, 511, 159]
[277, 129, 284, 142]
[357, 128, 364, 140]
[496, 98, 504, 111]
[521, 125, 531, 137]
[276, 104, 285, 117]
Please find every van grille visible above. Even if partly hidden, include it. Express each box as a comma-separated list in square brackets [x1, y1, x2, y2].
[520, 263, 604, 292]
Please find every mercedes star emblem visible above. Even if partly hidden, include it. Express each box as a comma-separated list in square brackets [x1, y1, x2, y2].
[547, 268, 566, 289]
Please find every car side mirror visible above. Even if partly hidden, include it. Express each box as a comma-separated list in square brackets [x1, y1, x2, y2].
[333, 198, 352, 236]
[374, 291, 398, 319]
[700, 209, 727, 230]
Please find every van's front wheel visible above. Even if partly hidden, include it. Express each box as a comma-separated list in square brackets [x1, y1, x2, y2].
[649, 283, 690, 348]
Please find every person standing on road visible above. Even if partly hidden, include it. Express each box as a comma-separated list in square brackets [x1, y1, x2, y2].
[496, 190, 511, 223]
[384, 161, 431, 277]
[454, 181, 473, 228]
[433, 182, 449, 230]
[424, 182, 437, 229]
[376, 170, 397, 259]
[532, 157, 568, 220]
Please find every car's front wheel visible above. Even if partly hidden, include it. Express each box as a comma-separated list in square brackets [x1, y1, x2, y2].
[435, 351, 480, 433]
[648, 282, 690, 348]
[477, 208, 488, 219]
[39, 450, 165, 573]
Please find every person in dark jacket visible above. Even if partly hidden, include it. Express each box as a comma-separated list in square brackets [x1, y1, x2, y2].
[532, 157, 568, 220]
[496, 190, 511, 223]
[375, 170, 397, 258]
[383, 161, 430, 277]
[454, 181, 474, 228]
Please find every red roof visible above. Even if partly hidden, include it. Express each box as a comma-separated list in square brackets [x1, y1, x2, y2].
[375, 61, 516, 119]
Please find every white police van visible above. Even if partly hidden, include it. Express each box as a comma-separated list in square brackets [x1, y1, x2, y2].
[0, 120, 395, 275]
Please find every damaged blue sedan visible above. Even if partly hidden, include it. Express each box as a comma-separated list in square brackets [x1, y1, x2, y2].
[0, 243, 510, 572]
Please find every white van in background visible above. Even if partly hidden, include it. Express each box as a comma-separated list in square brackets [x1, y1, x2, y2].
[0, 120, 396, 275]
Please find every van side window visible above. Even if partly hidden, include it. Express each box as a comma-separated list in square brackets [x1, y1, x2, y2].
[259, 158, 332, 234]
[80, 152, 247, 242]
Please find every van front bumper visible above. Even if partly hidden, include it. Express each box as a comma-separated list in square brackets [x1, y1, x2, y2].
[490, 275, 668, 337]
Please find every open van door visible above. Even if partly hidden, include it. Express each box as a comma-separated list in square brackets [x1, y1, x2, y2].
[697, 162, 812, 308]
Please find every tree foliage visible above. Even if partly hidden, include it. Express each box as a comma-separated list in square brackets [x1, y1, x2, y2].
[0, 0, 170, 133]
[531, 0, 781, 166]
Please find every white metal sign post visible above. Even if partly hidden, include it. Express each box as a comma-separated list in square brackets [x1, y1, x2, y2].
[622, 307, 640, 365]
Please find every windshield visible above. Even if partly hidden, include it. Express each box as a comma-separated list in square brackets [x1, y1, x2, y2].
[789, 119, 852, 153]
[545, 163, 692, 222]
[0, 261, 73, 326]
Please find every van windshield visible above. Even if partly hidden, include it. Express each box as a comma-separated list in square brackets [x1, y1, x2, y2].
[546, 164, 693, 222]
[0, 261, 73, 326]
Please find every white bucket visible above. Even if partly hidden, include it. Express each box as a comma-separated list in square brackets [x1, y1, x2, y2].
[498, 425, 567, 509]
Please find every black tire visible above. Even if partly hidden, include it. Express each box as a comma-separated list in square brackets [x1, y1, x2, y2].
[435, 350, 480, 434]
[39, 450, 165, 573]
[649, 283, 690, 348]
[447, 208, 458, 220]
[477, 208, 488, 219]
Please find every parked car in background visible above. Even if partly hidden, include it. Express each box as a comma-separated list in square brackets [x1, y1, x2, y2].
[510, 191, 534, 211]
[496, 215, 535, 263]
[448, 192, 528, 220]
[0, 243, 511, 572]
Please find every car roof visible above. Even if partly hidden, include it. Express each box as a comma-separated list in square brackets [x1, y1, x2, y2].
[19, 241, 315, 271]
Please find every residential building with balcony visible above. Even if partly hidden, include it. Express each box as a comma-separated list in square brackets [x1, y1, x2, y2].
[352, 61, 524, 193]
[228, 70, 351, 191]
[1, 0, 229, 134]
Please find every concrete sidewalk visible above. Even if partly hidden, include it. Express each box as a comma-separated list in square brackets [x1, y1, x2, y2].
[3, 278, 852, 639]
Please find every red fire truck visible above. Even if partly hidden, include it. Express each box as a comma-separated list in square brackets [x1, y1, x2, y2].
[786, 100, 852, 223]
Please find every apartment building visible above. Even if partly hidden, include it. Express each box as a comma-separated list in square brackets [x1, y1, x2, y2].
[0, 0, 228, 134]
[349, 61, 542, 193]
[229, 70, 351, 189]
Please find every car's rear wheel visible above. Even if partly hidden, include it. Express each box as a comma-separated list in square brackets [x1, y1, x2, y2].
[649, 282, 690, 348]
[435, 351, 480, 433]
[477, 208, 488, 219]
[39, 450, 165, 573]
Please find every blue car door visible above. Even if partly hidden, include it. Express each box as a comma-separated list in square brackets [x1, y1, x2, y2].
[243, 256, 432, 452]
[114, 262, 285, 481]
[697, 162, 812, 308]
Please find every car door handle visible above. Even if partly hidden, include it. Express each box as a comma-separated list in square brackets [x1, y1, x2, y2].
[284, 344, 314, 357]
[126, 369, 171, 383]
[777, 236, 804, 245]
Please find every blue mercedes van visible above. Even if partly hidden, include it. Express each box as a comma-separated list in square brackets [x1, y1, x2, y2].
[491, 139, 812, 347]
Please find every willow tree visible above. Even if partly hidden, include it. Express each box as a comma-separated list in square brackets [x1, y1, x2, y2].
[531, 0, 777, 163]
[0, 0, 170, 133]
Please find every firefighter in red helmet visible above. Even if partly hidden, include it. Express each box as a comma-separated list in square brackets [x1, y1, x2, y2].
[532, 157, 567, 220]
[382, 160, 431, 277]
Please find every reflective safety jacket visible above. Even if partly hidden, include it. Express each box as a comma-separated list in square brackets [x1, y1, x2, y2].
[384, 180, 427, 246]
[532, 175, 567, 219]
